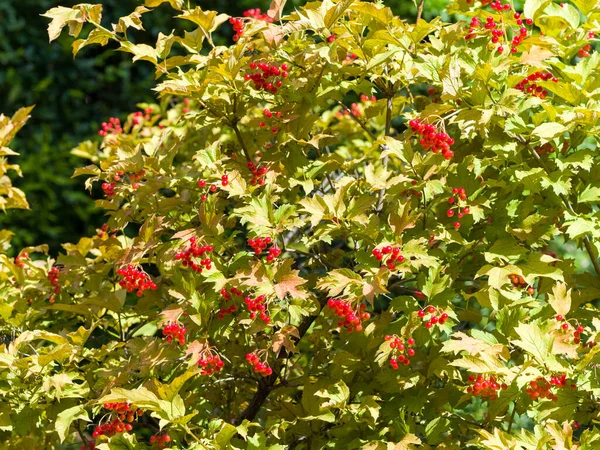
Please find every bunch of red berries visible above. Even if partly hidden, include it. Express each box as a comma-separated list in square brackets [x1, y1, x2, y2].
[336, 94, 376, 119]
[244, 294, 271, 323]
[326, 298, 370, 333]
[175, 237, 214, 273]
[466, 375, 507, 399]
[162, 323, 186, 345]
[218, 287, 241, 319]
[244, 62, 289, 94]
[243, 8, 273, 22]
[408, 119, 455, 160]
[48, 266, 61, 304]
[578, 32, 595, 58]
[248, 236, 281, 263]
[344, 52, 358, 63]
[525, 375, 574, 401]
[385, 335, 416, 369]
[508, 273, 535, 295]
[198, 352, 225, 376]
[246, 352, 273, 376]
[197, 179, 219, 202]
[371, 245, 405, 270]
[230, 17, 244, 42]
[150, 434, 171, 449]
[247, 161, 269, 185]
[417, 305, 449, 328]
[259, 108, 283, 134]
[98, 223, 109, 238]
[534, 142, 555, 155]
[104, 402, 143, 422]
[515, 71, 558, 99]
[101, 181, 117, 197]
[15, 251, 28, 268]
[92, 402, 142, 438]
[556, 316, 586, 345]
[132, 108, 153, 126]
[447, 187, 470, 229]
[98, 117, 122, 136]
[464, 12, 532, 55]
[117, 265, 157, 296]
[92, 419, 132, 437]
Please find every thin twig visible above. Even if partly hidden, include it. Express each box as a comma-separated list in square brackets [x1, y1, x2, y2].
[506, 401, 517, 433]
[416, 0, 426, 23]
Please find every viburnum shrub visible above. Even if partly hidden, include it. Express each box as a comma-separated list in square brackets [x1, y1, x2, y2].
[1, 0, 600, 448]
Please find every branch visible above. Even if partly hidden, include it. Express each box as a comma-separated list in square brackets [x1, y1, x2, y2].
[234, 296, 328, 425]
[231, 122, 252, 163]
[416, 0, 425, 23]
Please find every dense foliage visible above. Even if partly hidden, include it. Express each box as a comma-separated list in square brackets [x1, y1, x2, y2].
[0, 0, 447, 253]
[2, 0, 600, 448]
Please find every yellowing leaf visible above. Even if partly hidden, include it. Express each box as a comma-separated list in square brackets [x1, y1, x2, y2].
[548, 282, 571, 316]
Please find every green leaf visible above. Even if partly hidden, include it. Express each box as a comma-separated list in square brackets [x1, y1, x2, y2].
[532, 122, 567, 140]
[55, 405, 89, 443]
[523, 0, 552, 21]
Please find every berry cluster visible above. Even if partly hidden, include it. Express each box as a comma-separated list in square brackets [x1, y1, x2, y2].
[244, 62, 289, 94]
[98, 117, 122, 136]
[466, 375, 507, 399]
[92, 419, 132, 438]
[246, 351, 273, 376]
[385, 335, 416, 369]
[465, 11, 532, 55]
[447, 187, 470, 230]
[197, 178, 222, 201]
[244, 294, 271, 323]
[150, 434, 171, 449]
[247, 161, 269, 185]
[102, 181, 117, 197]
[556, 316, 586, 345]
[417, 305, 449, 329]
[508, 273, 534, 295]
[175, 237, 214, 273]
[326, 298, 371, 333]
[248, 236, 281, 263]
[230, 17, 244, 42]
[218, 287, 241, 319]
[525, 375, 574, 401]
[535, 142, 555, 155]
[132, 108, 154, 126]
[15, 251, 28, 268]
[259, 108, 283, 134]
[336, 94, 376, 119]
[578, 32, 595, 58]
[117, 265, 157, 296]
[514, 71, 558, 99]
[198, 351, 225, 376]
[408, 119, 455, 160]
[162, 323, 186, 345]
[371, 245, 405, 270]
[92, 402, 142, 438]
[101, 169, 146, 197]
[48, 266, 61, 304]
[243, 8, 273, 22]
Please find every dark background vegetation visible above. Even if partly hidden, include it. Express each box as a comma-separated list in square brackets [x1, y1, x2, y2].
[0, 0, 448, 254]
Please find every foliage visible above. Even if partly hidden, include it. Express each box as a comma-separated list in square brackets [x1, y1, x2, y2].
[2, 0, 600, 449]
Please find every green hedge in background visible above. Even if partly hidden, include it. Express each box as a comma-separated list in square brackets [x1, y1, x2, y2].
[0, 0, 448, 254]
